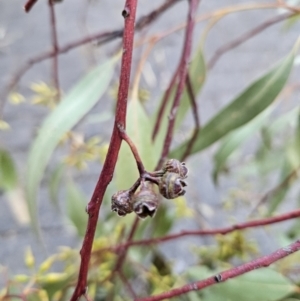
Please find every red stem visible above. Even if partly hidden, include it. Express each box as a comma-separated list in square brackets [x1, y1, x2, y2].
[70, 0, 138, 299]
[135, 240, 300, 301]
[156, 0, 199, 169]
[48, 0, 60, 100]
[24, 0, 38, 12]
[112, 208, 300, 249]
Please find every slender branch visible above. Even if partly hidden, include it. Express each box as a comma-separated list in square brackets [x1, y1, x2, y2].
[118, 270, 138, 299]
[117, 123, 145, 175]
[249, 166, 300, 217]
[152, 65, 180, 141]
[156, 0, 200, 169]
[48, 0, 60, 101]
[180, 72, 200, 161]
[24, 0, 38, 12]
[111, 208, 300, 250]
[135, 240, 300, 301]
[70, 0, 138, 299]
[208, 12, 294, 69]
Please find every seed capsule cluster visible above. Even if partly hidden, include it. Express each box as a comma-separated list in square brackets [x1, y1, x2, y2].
[111, 159, 188, 219]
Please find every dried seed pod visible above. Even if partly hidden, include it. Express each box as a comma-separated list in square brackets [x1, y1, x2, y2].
[163, 159, 188, 178]
[111, 190, 133, 217]
[159, 172, 187, 199]
[132, 185, 159, 219]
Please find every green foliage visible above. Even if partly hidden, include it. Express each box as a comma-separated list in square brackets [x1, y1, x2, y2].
[0, 148, 18, 191]
[171, 43, 297, 158]
[25, 58, 116, 231]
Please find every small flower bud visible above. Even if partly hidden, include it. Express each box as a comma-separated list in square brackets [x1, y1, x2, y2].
[111, 190, 133, 217]
[132, 184, 159, 219]
[159, 172, 187, 199]
[163, 159, 188, 178]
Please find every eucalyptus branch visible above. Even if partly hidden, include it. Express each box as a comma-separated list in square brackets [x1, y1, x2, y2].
[70, 0, 139, 299]
[180, 72, 200, 161]
[156, 0, 200, 170]
[208, 12, 294, 69]
[23, 0, 38, 12]
[135, 240, 300, 301]
[110, 208, 300, 250]
[48, 0, 60, 101]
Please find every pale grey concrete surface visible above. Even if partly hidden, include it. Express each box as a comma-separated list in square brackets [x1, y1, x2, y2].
[0, 0, 299, 280]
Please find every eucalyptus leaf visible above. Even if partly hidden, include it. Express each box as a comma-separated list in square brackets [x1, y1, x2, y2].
[171, 43, 298, 159]
[48, 164, 65, 210]
[25, 58, 115, 230]
[66, 180, 88, 237]
[0, 149, 18, 191]
[213, 108, 271, 183]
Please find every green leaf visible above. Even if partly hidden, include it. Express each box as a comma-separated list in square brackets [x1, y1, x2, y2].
[48, 164, 65, 210]
[0, 149, 18, 191]
[25, 58, 115, 230]
[116, 99, 157, 190]
[151, 49, 206, 157]
[268, 115, 300, 214]
[171, 43, 298, 159]
[187, 266, 296, 301]
[213, 108, 271, 183]
[66, 180, 88, 237]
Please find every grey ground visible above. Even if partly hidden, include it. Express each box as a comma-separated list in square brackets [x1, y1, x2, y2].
[0, 0, 299, 279]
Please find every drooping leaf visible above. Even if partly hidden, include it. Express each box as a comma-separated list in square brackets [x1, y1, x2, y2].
[213, 108, 271, 183]
[0, 149, 18, 191]
[25, 58, 115, 230]
[66, 180, 88, 237]
[116, 99, 157, 190]
[268, 113, 300, 214]
[171, 43, 298, 159]
[48, 164, 65, 210]
[187, 266, 296, 301]
[151, 49, 206, 157]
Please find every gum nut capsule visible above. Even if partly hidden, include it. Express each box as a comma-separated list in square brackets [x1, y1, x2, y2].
[111, 190, 133, 217]
[159, 172, 187, 199]
[163, 159, 188, 178]
[133, 188, 159, 219]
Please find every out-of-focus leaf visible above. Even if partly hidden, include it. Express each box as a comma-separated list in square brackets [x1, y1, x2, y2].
[213, 108, 271, 183]
[187, 266, 296, 301]
[0, 149, 18, 191]
[48, 164, 65, 210]
[171, 44, 297, 159]
[268, 114, 300, 214]
[116, 99, 157, 190]
[66, 180, 88, 237]
[151, 49, 206, 158]
[25, 58, 115, 231]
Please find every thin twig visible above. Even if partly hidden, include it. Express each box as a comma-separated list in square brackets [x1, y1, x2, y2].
[156, 0, 200, 169]
[110, 208, 300, 250]
[135, 240, 300, 301]
[70, 0, 139, 299]
[118, 270, 138, 299]
[180, 72, 200, 161]
[48, 0, 60, 101]
[117, 123, 145, 175]
[208, 12, 294, 69]
[24, 0, 38, 12]
[152, 65, 180, 142]
[249, 166, 300, 217]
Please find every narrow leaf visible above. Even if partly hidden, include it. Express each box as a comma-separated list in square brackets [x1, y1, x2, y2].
[171, 44, 297, 159]
[66, 180, 88, 237]
[26, 59, 115, 230]
[213, 108, 271, 183]
[0, 149, 18, 191]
